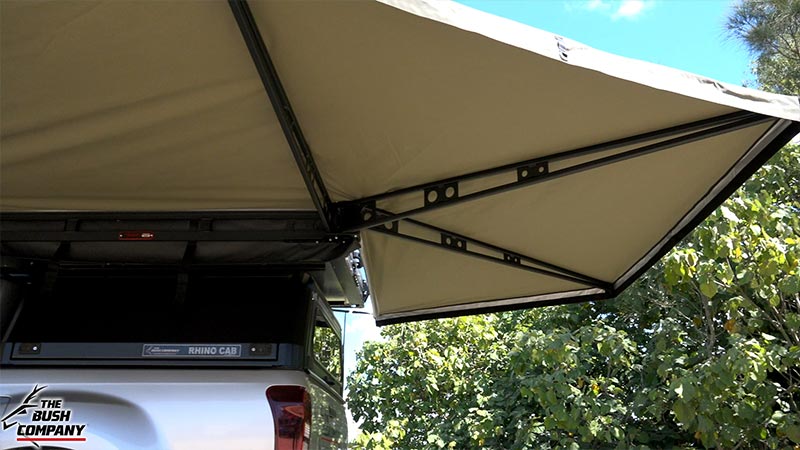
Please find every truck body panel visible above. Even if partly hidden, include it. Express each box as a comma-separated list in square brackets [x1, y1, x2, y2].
[0, 369, 346, 450]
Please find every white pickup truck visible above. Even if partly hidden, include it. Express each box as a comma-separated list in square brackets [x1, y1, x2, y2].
[0, 213, 364, 450]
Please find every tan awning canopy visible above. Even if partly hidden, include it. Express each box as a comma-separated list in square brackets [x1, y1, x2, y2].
[2, 0, 799, 324]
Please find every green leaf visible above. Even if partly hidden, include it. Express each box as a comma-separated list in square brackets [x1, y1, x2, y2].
[700, 282, 717, 298]
[785, 424, 800, 444]
[786, 313, 800, 331]
[778, 276, 800, 295]
[520, 386, 532, 398]
[737, 270, 754, 285]
[673, 401, 695, 427]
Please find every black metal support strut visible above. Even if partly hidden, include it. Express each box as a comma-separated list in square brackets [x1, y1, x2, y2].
[335, 111, 770, 231]
[228, 0, 335, 230]
[370, 216, 613, 290]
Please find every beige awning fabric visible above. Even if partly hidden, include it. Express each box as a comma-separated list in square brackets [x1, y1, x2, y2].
[2, 1, 799, 324]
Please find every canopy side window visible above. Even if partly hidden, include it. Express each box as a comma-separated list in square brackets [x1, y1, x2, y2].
[309, 292, 343, 390]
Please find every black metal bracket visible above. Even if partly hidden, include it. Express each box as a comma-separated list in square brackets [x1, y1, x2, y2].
[335, 111, 770, 231]
[370, 216, 612, 290]
[517, 162, 549, 181]
[380, 221, 399, 234]
[228, 0, 334, 230]
[440, 233, 466, 251]
[424, 182, 459, 207]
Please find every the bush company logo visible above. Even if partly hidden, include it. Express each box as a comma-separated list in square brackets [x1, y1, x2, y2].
[1, 385, 87, 447]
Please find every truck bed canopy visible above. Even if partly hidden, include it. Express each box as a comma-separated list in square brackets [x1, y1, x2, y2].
[2, 0, 798, 324]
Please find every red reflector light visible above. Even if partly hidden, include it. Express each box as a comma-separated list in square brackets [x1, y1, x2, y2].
[118, 231, 155, 241]
[266, 385, 311, 450]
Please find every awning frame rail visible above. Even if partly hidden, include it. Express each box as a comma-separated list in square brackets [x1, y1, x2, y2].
[228, 0, 335, 230]
[335, 111, 771, 231]
[371, 216, 613, 290]
[370, 215, 613, 291]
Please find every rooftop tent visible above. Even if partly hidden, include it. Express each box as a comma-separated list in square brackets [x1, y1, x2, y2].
[1, 1, 798, 324]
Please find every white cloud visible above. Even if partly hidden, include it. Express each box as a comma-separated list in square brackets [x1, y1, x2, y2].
[586, 0, 609, 10]
[567, 0, 654, 20]
[613, 0, 647, 19]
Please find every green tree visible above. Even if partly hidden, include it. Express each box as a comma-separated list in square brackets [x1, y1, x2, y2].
[727, 0, 800, 93]
[655, 144, 800, 448]
[348, 315, 514, 449]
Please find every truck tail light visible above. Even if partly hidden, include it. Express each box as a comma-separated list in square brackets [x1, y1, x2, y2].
[117, 231, 155, 240]
[266, 385, 311, 450]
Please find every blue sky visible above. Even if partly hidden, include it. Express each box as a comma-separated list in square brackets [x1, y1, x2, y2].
[458, 0, 754, 86]
[341, 0, 755, 437]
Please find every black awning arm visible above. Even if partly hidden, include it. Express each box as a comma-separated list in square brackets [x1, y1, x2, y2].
[336, 111, 771, 231]
[370, 217, 612, 290]
[228, 0, 334, 230]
